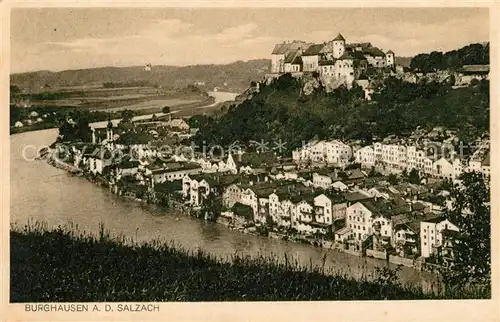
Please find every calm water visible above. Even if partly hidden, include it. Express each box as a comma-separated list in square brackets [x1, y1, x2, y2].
[9, 96, 440, 293]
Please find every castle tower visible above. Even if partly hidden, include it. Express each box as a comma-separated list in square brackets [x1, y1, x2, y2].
[332, 33, 346, 59]
[386, 50, 395, 66]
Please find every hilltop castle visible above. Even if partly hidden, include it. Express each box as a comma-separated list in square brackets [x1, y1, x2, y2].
[269, 33, 395, 88]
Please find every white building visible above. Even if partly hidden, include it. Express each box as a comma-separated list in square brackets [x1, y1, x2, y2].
[355, 146, 375, 168]
[420, 215, 459, 258]
[292, 140, 352, 166]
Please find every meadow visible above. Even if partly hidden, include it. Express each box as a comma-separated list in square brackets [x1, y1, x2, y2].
[10, 223, 489, 302]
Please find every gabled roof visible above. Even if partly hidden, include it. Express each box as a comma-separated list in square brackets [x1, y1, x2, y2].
[387, 50, 394, 54]
[333, 33, 345, 41]
[339, 50, 367, 61]
[343, 191, 373, 202]
[272, 43, 290, 55]
[284, 50, 299, 63]
[302, 44, 325, 56]
[360, 46, 386, 57]
[346, 42, 372, 50]
[291, 55, 303, 65]
[460, 64, 489, 73]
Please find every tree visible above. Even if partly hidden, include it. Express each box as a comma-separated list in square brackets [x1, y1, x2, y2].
[152, 114, 159, 122]
[201, 194, 222, 221]
[387, 173, 398, 185]
[162, 106, 171, 114]
[121, 109, 134, 123]
[408, 169, 420, 184]
[442, 172, 490, 294]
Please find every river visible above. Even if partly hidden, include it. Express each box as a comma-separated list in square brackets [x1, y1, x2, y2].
[9, 91, 440, 293]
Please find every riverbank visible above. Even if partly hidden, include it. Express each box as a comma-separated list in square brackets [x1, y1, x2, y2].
[13, 223, 487, 302]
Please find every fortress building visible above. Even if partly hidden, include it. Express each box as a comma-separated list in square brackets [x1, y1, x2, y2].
[269, 33, 395, 88]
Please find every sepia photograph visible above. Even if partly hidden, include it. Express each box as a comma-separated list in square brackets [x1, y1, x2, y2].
[4, 3, 495, 318]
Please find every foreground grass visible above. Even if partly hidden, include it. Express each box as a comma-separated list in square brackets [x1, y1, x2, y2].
[9, 224, 485, 302]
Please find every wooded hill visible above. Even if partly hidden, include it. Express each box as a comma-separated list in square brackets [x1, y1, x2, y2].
[193, 74, 489, 153]
[11, 59, 271, 93]
[410, 43, 489, 72]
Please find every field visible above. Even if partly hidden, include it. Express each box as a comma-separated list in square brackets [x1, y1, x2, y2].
[18, 86, 214, 114]
[91, 98, 200, 112]
[10, 223, 490, 302]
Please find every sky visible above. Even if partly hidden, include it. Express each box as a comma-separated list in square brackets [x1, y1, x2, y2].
[11, 7, 489, 73]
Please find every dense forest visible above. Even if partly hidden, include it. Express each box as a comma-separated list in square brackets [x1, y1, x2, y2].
[410, 43, 489, 72]
[193, 73, 489, 154]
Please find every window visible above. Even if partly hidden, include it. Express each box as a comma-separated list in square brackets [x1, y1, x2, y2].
[424, 242, 427, 246]
[398, 233, 401, 238]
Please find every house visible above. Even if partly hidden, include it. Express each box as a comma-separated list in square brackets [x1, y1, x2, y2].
[331, 181, 348, 192]
[270, 41, 310, 74]
[151, 163, 203, 183]
[14, 121, 23, 128]
[88, 147, 113, 175]
[294, 198, 330, 236]
[240, 187, 259, 220]
[314, 192, 347, 223]
[182, 175, 218, 207]
[292, 140, 352, 166]
[345, 201, 377, 246]
[457, 64, 489, 85]
[284, 49, 303, 73]
[432, 157, 454, 179]
[167, 118, 190, 131]
[234, 151, 277, 174]
[301, 44, 325, 72]
[355, 146, 375, 168]
[222, 183, 243, 209]
[392, 221, 419, 256]
[312, 171, 339, 189]
[420, 215, 459, 258]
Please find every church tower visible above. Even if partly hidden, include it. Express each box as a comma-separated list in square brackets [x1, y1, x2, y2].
[386, 50, 395, 67]
[332, 33, 346, 59]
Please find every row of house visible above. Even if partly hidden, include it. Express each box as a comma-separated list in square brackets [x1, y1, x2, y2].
[355, 140, 490, 180]
[214, 175, 459, 259]
[292, 137, 490, 180]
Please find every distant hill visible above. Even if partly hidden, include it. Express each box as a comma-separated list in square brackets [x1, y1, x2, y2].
[395, 56, 412, 68]
[11, 59, 271, 93]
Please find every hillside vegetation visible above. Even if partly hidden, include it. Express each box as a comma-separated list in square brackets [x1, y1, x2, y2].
[193, 74, 489, 152]
[11, 59, 271, 92]
[410, 43, 489, 72]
